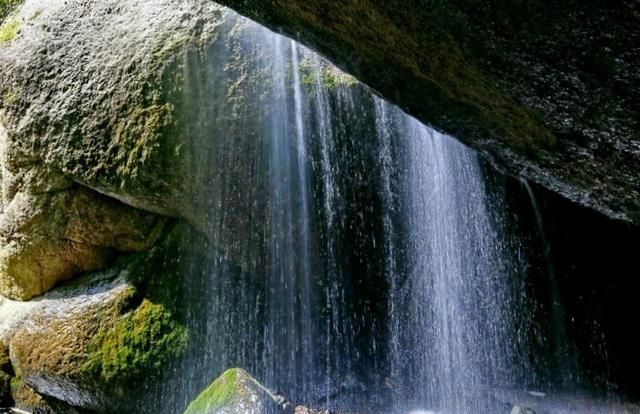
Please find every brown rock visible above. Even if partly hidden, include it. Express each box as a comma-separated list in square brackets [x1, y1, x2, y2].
[0, 166, 166, 300]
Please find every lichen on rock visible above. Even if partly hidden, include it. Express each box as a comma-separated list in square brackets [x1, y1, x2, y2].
[7, 244, 190, 411]
[183, 368, 290, 414]
[0, 17, 19, 44]
[82, 298, 188, 386]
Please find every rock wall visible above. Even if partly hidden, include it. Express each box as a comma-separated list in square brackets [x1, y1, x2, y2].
[0, 0, 226, 410]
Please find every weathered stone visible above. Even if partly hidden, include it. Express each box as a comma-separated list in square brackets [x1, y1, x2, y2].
[0, 0, 22, 23]
[7, 253, 188, 411]
[183, 368, 292, 414]
[0, 161, 166, 300]
[0, 0, 226, 230]
[214, 0, 640, 224]
[0, 0, 314, 277]
[10, 379, 91, 414]
[0, 293, 37, 343]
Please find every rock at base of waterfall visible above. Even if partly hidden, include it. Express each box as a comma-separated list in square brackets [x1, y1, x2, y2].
[9, 379, 92, 414]
[183, 368, 346, 414]
[511, 406, 537, 414]
[183, 368, 293, 414]
[293, 407, 333, 414]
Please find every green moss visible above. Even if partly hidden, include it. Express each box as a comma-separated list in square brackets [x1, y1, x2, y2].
[3, 89, 17, 105]
[111, 103, 175, 184]
[300, 60, 357, 91]
[183, 369, 241, 414]
[0, 17, 19, 44]
[0, 0, 21, 23]
[9, 376, 20, 391]
[82, 299, 188, 384]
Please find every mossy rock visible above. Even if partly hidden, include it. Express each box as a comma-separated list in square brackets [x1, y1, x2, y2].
[82, 298, 188, 386]
[0, 0, 229, 231]
[183, 368, 287, 414]
[8, 249, 189, 412]
[0, 17, 19, 43]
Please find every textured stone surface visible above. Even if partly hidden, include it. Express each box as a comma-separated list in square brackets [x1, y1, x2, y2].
[9, 379, 92, 414]
[7, 253, 188, 411]
[214, 0, 640, 223]
[3, 0, 635, 229]
[0, 0, 226, 228]
[0, 159, 166, 300]
[184, 368, 291, 414]
[183, 368, 345, 414]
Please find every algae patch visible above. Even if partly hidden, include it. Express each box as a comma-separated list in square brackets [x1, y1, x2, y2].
[82, 298, 188, 384]
[183, 368, 240, 414]
[0, 18, 19, 44]
[2, 89, 17, 105]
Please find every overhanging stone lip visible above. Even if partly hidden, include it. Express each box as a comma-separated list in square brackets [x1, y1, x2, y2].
[211, 0, 640, 225]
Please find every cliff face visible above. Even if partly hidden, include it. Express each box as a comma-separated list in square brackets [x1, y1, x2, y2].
[214, 0, 640, 223]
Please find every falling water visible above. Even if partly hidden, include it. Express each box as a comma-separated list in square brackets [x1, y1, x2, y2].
[144, 8, 587, 414]
[373, 102, 528, 414]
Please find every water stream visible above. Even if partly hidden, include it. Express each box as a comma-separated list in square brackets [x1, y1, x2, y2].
[156, 10, 597, 414]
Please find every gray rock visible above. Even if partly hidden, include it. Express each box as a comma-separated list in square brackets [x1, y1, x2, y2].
[0, 0, 226, 227]
[511, 406, 536, 414]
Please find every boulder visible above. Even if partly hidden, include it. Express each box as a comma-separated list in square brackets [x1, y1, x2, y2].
[183, 368, 292, 414]
[4, 249, 189, 411]
[511, 406, 536, 414]
[9, 378, 92, 414]
[0, 293, 37, 343]
[0, 0, 226, 228]
[0, 162, 166, 300]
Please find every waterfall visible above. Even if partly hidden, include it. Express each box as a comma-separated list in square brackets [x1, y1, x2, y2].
[377, 103, 529, 413]
[156, 9, 583, 414]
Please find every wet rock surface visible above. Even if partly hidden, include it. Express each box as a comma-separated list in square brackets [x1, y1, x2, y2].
[184, 368, 342, 414]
